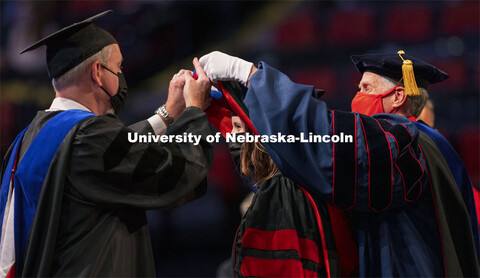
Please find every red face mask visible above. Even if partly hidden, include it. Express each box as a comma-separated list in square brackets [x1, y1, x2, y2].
[351, 86, 397, 116]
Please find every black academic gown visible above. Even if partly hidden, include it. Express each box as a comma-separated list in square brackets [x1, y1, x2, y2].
[233, 175, 359, 277]
[1, 107, 213, 277]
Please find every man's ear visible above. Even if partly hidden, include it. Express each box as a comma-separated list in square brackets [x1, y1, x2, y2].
[392, 86, 407, 108]
[91, 61, 102, 87]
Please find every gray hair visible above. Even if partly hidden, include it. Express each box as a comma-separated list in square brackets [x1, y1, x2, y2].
[380, 76, 429, 118]
[52, 45, 113, 92]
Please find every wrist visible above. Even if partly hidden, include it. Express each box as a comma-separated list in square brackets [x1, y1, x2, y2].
[164, 100, 183, 120]
[186, 99, 204, 109]
[246, 66, 258, 88]
[156, 104, 174, 127]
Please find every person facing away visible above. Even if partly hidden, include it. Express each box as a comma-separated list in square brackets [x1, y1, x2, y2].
[199, 51, 480, 277]
[417, 99, 435, 128]
[0, 10, 214, 277]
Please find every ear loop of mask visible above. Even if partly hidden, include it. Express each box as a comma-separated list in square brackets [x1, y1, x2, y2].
[384, 77, 404, 113]
[99, 64, 117, 98]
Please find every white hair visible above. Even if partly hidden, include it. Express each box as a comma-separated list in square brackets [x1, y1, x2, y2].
[52, 44, 113, 92]
[380, 75, 429, 118]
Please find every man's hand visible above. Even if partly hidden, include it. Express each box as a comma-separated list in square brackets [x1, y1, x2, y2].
[199, 51, 254, 86]
[184, 58, 210, 109]
[165, 69, 190, 120]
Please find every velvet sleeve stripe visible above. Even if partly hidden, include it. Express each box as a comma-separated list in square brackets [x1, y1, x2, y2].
[242, 228, 321, 264]
[153, 144, 186, 195]
[102, 128, 132, 171]
[377, 120, 424, 202]
[359, 115, 393, 212]
[331, 111, 357, 210]
[240, 228, 322, 276]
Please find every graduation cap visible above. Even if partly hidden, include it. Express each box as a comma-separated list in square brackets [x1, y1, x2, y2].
[351, 50, 449, 96]
[203, 81, 258, 137]
[21, 10, 117, 78]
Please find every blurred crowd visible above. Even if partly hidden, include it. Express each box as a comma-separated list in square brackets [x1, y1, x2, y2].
[1, 1, 478, 276]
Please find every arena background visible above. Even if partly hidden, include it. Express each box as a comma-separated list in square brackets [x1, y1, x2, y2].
[1, 1, 478, 276]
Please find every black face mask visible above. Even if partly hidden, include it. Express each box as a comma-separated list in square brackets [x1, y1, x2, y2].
[100, 65, 128, 114]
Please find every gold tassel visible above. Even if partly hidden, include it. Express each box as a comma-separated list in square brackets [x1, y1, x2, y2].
[397, 50, 420, 96]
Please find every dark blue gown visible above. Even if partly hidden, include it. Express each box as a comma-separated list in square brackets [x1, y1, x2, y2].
[243, 62, 480, 277]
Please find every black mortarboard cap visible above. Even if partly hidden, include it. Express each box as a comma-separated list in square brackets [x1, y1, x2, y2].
[222, 81, 249, 118]
[351, 52, 449, 85]
[21, 10, 117, 78]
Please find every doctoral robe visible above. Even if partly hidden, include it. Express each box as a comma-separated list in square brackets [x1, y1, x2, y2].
[242, 62, 480, 277]
[1, 107, 213, 276]
[233, 174, 359, 277]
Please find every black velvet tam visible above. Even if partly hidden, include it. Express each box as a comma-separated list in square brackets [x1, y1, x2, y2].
[21, 10, 117, 78]
[351, 52, 449, 84]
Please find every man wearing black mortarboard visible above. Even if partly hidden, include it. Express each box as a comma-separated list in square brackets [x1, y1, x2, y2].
[198, 51, 480, 276]
[0, 10, 214, 277]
